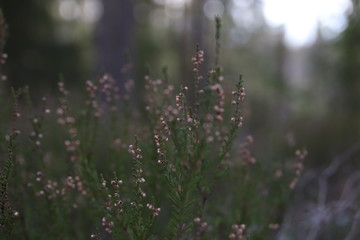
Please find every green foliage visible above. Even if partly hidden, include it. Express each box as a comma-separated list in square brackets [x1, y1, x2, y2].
[0, 88, 23, 239]
[0, 16, 305, 240]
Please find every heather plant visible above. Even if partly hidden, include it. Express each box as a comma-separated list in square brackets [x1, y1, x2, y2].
[0, 15, 307, 240]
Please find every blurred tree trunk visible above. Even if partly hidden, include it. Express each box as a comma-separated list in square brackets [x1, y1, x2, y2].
[95, 0, 134, 85]
[338, 0, 360, 139]
[179, 0, 207, 103]
[339, 0, 360, 111]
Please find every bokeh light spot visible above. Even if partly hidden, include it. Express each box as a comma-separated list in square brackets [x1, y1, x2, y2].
[203, 0, 225, 19]
[59, 0, 81, 21]
[82, 0, 103, 23]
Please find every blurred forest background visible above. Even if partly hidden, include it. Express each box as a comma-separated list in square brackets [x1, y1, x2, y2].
[0, 0, 359, 168]
[1, 0, 360, 238]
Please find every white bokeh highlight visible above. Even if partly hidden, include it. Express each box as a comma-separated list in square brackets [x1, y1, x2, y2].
[262, 0, 352, 47]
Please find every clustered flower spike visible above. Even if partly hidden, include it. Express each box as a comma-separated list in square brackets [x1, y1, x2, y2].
[85, 80, 102, 117]
[33, 173, 87, 204]
[128, 144, 148, 199]
[84, 74, 121, 116]
[229, 224, 247, 240]
[194, 217, 209, 236]
[210, 83, 225, 122]
[0, 52, 8, 65]
[56, 82, 81, 162]
[29, 116, 44, 147]
[128, 144, 143, 162]
[192, 49, 204, 77]
[231, 79, 246, 128]
[239, 135, 256, 165]
[144, 75, 169, 113]
[98, 174, 125, 236]
[289, 149, 306, 189]
[99, 74, 120, 108]
[102, 216, 114, 234]
[154, 133, 166, 165]
[58, 82, 69, 96]
[146, 203, 161, 217]
[176, 92, 185, 113]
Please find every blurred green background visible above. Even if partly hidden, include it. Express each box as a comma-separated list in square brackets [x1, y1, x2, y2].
[1, 0, 359, 166]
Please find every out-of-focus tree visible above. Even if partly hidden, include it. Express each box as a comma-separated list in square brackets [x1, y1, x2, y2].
[338, 0, 360, 123]
[331, 0, 360, 151]
[94, 0, 134, 82]
[0, 0, 91, 93]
